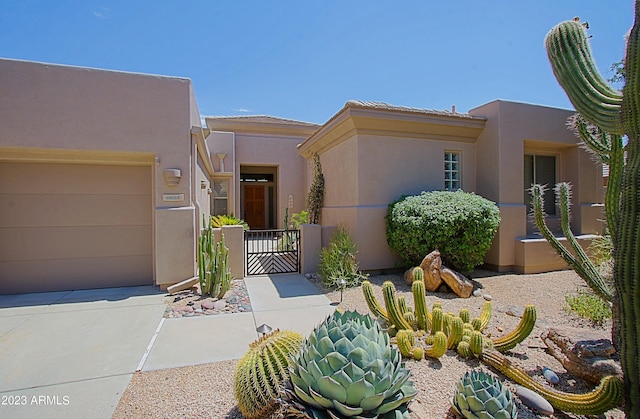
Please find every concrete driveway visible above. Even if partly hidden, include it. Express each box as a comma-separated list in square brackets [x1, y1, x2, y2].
[0, 286, 166, 419]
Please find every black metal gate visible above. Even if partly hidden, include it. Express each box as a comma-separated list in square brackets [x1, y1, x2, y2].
[245, 229, 300, 275]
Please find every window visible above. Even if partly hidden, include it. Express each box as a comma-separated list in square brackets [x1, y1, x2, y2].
[444, 151, 461, 190]
[211, 179, 229, 216]
[524, 154, 556, 215]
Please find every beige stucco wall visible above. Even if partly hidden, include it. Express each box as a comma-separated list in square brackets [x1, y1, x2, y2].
[470, 100, 604, 272]
[0, 58, 203, 289]
[301, 102, 486, 271]
[206, 117, 319, 229]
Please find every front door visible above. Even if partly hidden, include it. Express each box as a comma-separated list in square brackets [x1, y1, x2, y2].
[244, 185, 265, 229]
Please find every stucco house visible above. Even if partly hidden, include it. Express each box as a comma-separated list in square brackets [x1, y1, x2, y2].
[0, 58, 604, 294]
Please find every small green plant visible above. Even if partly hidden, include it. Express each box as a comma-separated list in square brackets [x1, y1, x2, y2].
[306, 153, 324, 224]
[318, 224, 368, 289]
[210, 214, 249, 231]
[289, 210, 308, 229]
[564, 289, 612, 326]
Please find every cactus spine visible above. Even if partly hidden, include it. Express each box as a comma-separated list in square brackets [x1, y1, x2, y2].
[546, 10, 640, 414]
[234, 330, 304, 419]
[481, 350, 623, 415]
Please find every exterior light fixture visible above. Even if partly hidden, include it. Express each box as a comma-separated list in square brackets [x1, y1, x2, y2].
[337, 278, 347, 303]
[256, 323, 273, 337]
[163, 169, 182, 187]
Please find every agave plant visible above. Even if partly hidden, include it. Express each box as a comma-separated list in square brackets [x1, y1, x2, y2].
[452, 370, 517, 419]
[281, 310, 417, 418]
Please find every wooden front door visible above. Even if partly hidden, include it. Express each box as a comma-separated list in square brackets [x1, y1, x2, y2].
[244, 185, 265, 229]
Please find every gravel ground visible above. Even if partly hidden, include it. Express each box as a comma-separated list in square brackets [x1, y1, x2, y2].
[113, 269, 624, 419]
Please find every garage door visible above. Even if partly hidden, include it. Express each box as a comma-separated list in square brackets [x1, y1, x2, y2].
[0, 162, 153, 294]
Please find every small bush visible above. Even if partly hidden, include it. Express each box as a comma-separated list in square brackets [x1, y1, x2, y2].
[211, 214, 249, 231]
[386, 190, 500, 272]
[318, 225, 368, 289]
[564, 289, 612, 326]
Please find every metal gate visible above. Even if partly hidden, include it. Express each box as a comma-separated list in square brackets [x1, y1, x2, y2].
[245, 229, 300, 275]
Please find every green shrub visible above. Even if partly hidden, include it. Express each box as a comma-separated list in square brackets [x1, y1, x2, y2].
[211, 214, 249, 231]
[386, 190, 500, 272]
[318, 225, 368, 289]
[564, 289, 612, 326]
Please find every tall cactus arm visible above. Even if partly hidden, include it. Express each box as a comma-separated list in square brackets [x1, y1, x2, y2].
[545, 20, 623, 134]
[615, 3, 640, 415]
[481, 350, 623, 415]
[569, 114, 624, 243]
[530, 184, 615, 301]
[555, 183, 615, 301]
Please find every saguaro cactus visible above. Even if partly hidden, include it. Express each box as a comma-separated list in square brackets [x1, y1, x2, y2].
[545, 9, 640, 415]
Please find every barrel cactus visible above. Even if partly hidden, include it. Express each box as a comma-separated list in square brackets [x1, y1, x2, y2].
[452, 370, 517, 419]
[234, 329, 304, 419]
[282, 310, 417, 418]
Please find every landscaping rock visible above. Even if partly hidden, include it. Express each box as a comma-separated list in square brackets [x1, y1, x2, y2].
[542, 367, 559, 385]
[482, 293, 492, 301]
[516, 386, 554, 415]
[201, 300, 215, 310]
[213, 300, 227, 310]
[541, 326, 622, 384]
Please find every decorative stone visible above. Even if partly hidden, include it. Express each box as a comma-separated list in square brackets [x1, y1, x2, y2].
[542, 367, 559, 385]
[213, 300, 227, 310]
[201, 301, 215, 310]
[541, 326, 622, 384]
[472, 289, 482, 297]
[516, 386, 554, 415]
[482, 293, 492, 301]
[506, 306, 525, 317]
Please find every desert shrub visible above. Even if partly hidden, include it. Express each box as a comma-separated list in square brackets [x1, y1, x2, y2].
[565, 288, 612, 326]
[211, 214, 249, 231]
[318, 225, 368, 289]
[386, 190, 500, 272]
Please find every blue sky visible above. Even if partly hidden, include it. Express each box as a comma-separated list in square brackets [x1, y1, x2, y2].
[0, 1, 633, 124]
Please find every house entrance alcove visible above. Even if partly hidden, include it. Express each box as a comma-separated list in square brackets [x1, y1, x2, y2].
[240, 165, 277, 230]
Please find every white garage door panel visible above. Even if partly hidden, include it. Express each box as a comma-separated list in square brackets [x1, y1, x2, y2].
[0, 256, 152, 293]
[0, 162, 153, 294]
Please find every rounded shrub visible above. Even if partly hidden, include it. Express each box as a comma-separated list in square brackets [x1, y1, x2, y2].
[386, 190, 500, 272]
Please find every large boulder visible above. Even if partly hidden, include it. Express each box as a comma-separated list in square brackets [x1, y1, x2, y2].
[541, 326, 622, 384]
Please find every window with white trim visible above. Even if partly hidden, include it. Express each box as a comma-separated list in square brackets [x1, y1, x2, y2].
[444, 151, 461, 190]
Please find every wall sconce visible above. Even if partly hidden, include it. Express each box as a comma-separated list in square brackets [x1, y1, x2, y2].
[200, 180, 207, 189]
[288, 194, 294, 209]
[163, 169, 182, 187]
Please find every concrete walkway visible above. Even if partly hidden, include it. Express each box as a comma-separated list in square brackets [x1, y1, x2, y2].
[0, 274, 334, 418]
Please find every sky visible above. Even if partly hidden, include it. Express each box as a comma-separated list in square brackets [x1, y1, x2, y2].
[0, 1, 633, 124]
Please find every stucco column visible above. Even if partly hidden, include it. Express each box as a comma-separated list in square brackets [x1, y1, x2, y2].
[213, 225, 244, 280]
[300, 224, 322, 274]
